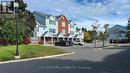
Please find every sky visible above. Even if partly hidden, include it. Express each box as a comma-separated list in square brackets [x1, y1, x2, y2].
[1, 0, 130, 30]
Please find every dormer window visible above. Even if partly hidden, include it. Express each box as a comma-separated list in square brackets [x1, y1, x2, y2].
[49, 19, 55, 25]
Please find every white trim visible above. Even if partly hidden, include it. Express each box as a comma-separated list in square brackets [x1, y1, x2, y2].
[58, 33, 64, 38]
[43, 32, 53, 37]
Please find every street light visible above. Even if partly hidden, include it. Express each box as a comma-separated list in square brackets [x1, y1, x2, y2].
[14, 2, 20, 59]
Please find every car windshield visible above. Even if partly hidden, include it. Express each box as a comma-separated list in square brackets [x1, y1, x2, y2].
[76, 41, 80, 42]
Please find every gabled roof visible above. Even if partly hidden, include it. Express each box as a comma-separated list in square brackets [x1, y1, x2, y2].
[68, 34, 74, 38]
[42, 31, 48, 36]
[41, 31, 53, 37]
[74, 34, 78, 37]
[69, 20, 76, 25]
[57, 32, 64, 37]
[64, 33, 70, 37]
[108, 25, 127, 33]
[55, 15, 63, 20]
[56, 32, 62, 36]
[74, 34, 81, 38]
[33, 11, 51, 18]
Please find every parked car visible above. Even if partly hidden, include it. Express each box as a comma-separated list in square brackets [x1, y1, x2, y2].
[73, 41, 84, 46]
[55, 41, 60, 46]
[55, 40, 74, 46]
[68, 41, 74, 46]
[55, 40, 70, 46]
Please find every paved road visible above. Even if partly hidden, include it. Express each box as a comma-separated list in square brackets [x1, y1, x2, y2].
[0, 44, 130, 73]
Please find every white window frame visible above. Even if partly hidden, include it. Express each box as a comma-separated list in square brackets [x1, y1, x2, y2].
[62, 21, 65, 27]
[62, 29, 66, 34]
[70, 31, 74, 35]
[49, 19, 55, 25]
[49, 28, 56, 33]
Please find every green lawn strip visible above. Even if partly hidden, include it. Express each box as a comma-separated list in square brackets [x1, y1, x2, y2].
[0, 45, 67, 62]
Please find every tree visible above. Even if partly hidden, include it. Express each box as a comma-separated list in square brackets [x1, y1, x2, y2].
[1, 19, 25, 44]
[84, 28, 87, 32]
[84, 31, 93, 43]
[9, 0, 36, 37]
[127, 17, 130, 42]
[91, 20, 100, 47]
[82, 27, 85, 32]
[98, 24, 109, 47]
[98, 32, 107, 47]
[0, 0, 36, 45]
[104, 24, 109, 33]
[23, 10, 36, 37]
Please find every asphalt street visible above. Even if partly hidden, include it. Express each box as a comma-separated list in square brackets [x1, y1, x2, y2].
[0, 44, 130, 73]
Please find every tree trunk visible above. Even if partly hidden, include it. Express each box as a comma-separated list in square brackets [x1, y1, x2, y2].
[94, 39, 96, 47]
[102, 40, 105, 47]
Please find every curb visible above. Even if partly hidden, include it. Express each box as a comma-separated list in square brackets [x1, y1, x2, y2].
[93, 48, 103, 50]
[0, 52, 74, 65]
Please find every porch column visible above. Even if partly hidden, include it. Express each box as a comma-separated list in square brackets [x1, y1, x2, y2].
[63, 37, 65, 41]
[44, 37, 46, 44]
[57, 37, 59, 41]
[51, 37, 53, 44]
[67, 37, 69, 41]
[75, 38, 77, 41]
[72, 38, 74, 42]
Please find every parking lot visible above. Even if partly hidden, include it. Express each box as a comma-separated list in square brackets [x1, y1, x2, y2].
[54, 43, 126, 61]
[0, 44, 130, 73]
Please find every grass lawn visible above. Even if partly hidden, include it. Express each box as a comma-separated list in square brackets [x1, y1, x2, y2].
[0, 45, 67, 62]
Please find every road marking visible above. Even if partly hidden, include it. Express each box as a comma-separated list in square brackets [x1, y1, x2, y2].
[93, 48, 103, 50]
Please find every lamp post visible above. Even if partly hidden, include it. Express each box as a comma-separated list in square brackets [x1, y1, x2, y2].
[14, 2, 20, 59]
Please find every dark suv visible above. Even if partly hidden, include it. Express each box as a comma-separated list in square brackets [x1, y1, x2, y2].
[55, 40, 73, 46]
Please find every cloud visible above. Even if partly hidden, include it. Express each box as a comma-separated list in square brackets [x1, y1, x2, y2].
[23, 0, 130, 30]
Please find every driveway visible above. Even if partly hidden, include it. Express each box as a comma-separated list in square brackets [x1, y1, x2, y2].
[0, 44, 130, 73]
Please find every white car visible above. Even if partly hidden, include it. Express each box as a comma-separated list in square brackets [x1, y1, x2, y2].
[73, 41, 84, 45]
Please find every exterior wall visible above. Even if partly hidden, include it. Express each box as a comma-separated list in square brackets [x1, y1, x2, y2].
[31, 12, 84, 44]
[107, 25, 128, 43]
[45, 16, 57, 35]
[69, 21, 76, 36]
[108, 25, 127, 40]
[33, 15, 57, 36]
[58, 16, 68, 34]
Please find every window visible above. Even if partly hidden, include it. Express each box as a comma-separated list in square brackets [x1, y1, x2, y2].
[62, 21, 65, 27]
[49, 29, 56, 33]
[35, 27, 39, 32]
[49, 19, 55, 25]
[62, 29, 66, 34]
[70, 24, 74, 28]
[70, 31, 74, 35]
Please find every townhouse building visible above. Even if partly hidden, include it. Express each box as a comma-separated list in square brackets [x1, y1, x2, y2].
[31, 11, 84, 45]
[107, 25, 128, 43]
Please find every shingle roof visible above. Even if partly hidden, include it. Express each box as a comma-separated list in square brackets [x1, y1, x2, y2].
[74, 34, 78, 37]
[56, 32, 62, 36]
[64, 33, 70, 36]
[41, 31, 48, 36]
[33, 11, 51, 18]
[108, 25, 127, 33]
